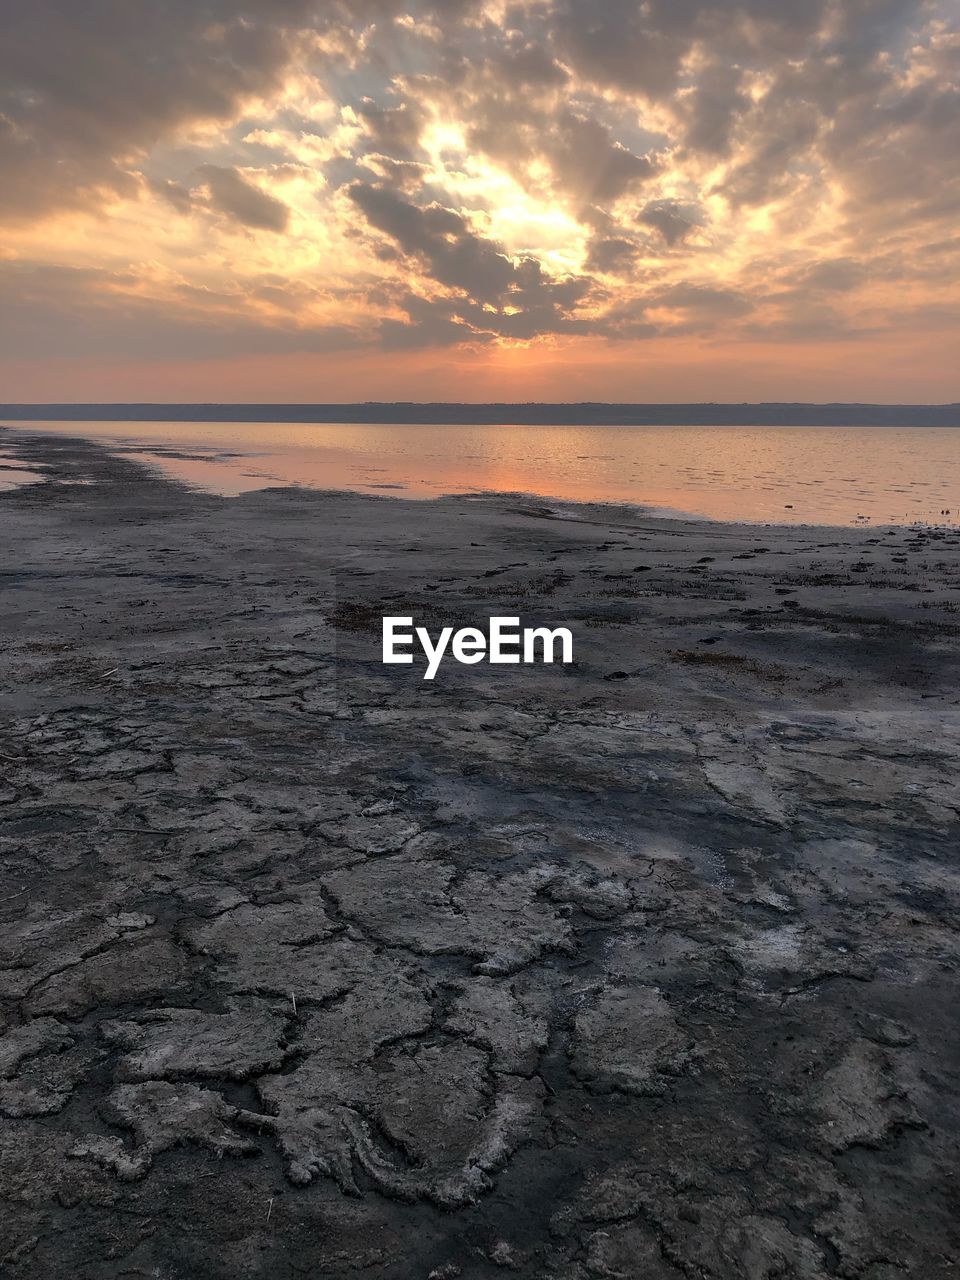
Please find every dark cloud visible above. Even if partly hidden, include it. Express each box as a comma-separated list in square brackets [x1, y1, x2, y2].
[673, 64, 749, 156]
[639, 201, 697, 246]
[149, 178, 194, 216]
[489, 40, 569, 90]
[196, 165, 290, 232]
[551, 0, 690, 100]
[349, 183, 516, 302]
[545, 113, 658, 206]
[363, 156, 432, 193]
[378, 294, 494, 350]
[585, 237, 638, 274]
[348, 183, 593, 341]
[357, 101, 426, 159]
[551, 0, 829, 100]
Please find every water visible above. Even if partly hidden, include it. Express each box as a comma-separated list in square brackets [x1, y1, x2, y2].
[0, 444, 47, 491]
[4, 419, 960, 527]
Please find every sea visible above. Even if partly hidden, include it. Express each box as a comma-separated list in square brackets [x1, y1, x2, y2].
[2, 419, 959, 527]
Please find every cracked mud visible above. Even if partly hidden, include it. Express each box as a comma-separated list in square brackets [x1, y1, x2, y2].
[0, 429, 959, 1278]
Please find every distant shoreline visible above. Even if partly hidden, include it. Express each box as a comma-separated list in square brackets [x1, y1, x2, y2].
[2, 402, 959, 427]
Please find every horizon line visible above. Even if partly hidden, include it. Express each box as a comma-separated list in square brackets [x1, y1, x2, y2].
[2, 401, 959, 428]
[2, 400, 959, 409]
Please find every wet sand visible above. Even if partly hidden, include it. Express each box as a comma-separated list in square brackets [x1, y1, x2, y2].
[1, 428, 959, 1278]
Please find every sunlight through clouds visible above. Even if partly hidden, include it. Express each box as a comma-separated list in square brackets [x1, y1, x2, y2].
[0, 0, 957, 398]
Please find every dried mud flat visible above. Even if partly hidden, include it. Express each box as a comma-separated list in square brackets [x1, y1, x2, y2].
[1, 428, 959, 1279]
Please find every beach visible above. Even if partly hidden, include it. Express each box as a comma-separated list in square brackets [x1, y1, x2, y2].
[1, 427, 959, 1277]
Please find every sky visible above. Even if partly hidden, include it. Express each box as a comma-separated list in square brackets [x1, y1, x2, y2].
[1, 0, 958, 403]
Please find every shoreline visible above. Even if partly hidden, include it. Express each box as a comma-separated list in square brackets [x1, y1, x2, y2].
[1, 430, 959, 1277]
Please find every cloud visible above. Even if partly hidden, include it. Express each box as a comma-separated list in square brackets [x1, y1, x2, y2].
[357, 101, 426, 159]
[653, 283, 754, 318]
[673, 63, 750, 156]
[196, 165, 290, 232]
[795, 259, 867, 293]
[150, 179, 195, 216]
[0, 1, 320, 221]
[349, 183, 516, 302]
[348, 182, 593, 340]
[545, 113, 658, 206]
[639, 201, 698, 246]
[0, 260, 360, 360]
[378, 294, 494, 349]
[1, 0, 957, 376]
[717, 100, 822, 207]
[585, 237, 638, 274]
[551, 0, 691, 99]
[551, 0, 830, 99]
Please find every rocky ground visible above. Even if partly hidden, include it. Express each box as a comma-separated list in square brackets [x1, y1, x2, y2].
[1, 428, 959, 1279]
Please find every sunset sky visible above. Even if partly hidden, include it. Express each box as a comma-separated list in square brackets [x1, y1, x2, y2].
[2, 0, 958, 402]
